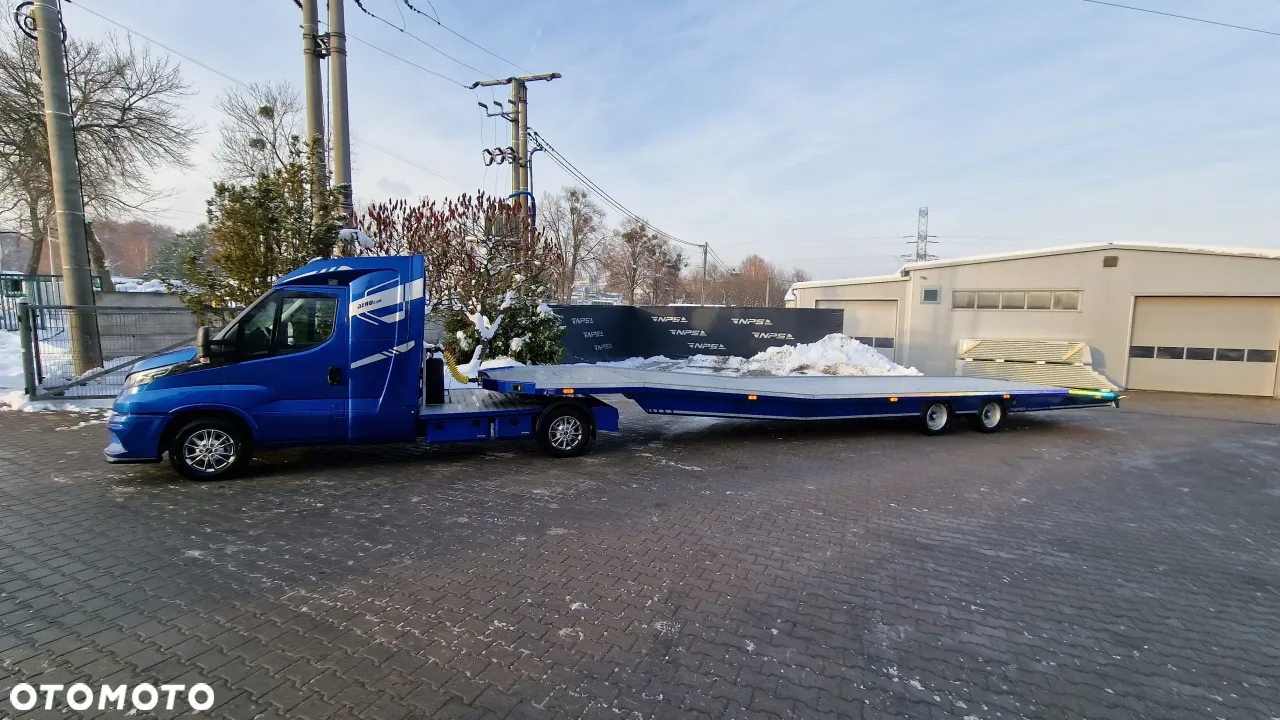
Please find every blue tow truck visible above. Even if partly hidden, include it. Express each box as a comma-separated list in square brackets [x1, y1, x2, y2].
[105, 255, 1118, 480]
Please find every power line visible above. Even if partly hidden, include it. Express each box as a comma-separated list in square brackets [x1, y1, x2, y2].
[1079, 0, 1280, 37]
[349, 0, 494, 78]
[64, 0, 468, 189]
[400, 0, 530, 73]
[530, 129, 702, 249]
[341, 32, 469, 87]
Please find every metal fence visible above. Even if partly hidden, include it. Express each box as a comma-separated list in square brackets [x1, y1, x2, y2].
[17, 303, 233, 401]
[1, 274, 103, 331]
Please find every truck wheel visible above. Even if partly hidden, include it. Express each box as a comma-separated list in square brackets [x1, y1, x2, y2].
[920, 402, 952, 436]
[969, 400, 1006, 433]
[169, 418, 251, 481]
[537, 405, 592, 458]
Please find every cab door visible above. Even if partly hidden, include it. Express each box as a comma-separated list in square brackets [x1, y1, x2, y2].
[224, 289, 348, 445]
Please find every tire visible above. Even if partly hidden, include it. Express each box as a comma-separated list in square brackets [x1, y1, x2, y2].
[920, 402, 952, 436]
[536, 405, 593, 458]
[969, 400, 1006, 433]
[169, 418, 252, 481]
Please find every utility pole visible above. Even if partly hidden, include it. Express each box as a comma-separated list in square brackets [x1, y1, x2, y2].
[301, 0, 326, 228]
[328, 0, 353, 222]
[471, 73, 560, 227]
[903, 206, 938, 262]
[33, 0, 101, 374]
[700, 243, 708, 305]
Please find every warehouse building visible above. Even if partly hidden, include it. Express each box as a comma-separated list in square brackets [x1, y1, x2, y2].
[789, 243, 1280, 397]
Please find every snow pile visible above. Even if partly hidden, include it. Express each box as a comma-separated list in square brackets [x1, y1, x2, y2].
[2, 390, 112, 413]
[589, 334, 921, 377]
[0, 330, 24, 390]
[339, 227, 376, 249]
[447, 354, 523, 389]
[114, 278, 173, 293]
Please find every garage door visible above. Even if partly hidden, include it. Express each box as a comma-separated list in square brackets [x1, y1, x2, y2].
[816, 299, 898, 361]
[1128, 297, 1280, 396]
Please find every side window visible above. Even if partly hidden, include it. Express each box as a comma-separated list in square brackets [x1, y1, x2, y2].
[274, 295, 338, 355]
[238, 295, 281, 360]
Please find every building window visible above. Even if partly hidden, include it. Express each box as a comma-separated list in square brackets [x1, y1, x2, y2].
[1052, 291, 1081, 311]
[854, 336, 873, 346]
[921, 287, 940, 304]
[1155, 346, 1185, 360]
[1129, 345, 1155, 358]
[873, 337, 895, 349]
[1247, 349, 1277, 363]
[1215, 348, 1245, 362]
[1184, 347, 1214, 360]
[1000, 291, 1026, 310]
[1026, 291, 1053, 310]
[1102, 255, 1119, 268]
[952, 289, 1082, 311]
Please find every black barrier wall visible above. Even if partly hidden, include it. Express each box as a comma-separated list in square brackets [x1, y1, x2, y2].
[554, 305, 842, 363]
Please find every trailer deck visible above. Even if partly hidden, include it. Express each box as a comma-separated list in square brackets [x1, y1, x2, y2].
[479, 365, 1117, 421]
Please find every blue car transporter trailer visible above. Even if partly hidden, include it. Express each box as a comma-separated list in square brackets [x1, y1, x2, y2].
[104, 255, 1118, 480]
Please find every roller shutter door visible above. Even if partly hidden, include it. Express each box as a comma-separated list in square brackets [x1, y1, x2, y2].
[1128, 297, 1280, 396]
[816, 299, 898, 361]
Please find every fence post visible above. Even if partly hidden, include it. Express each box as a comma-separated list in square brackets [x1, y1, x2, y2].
[17, 298, 37, 398]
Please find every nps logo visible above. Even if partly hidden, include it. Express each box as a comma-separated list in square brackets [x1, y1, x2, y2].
[582, 330, 604, 338]
[651, 316, 688, 323]
[7, 683, 215, 713]
[571, 317, 595, 325]
[752, 331, 794, 340]
[687, 342, 727, 350]
[669, 329, 706, 336]
[732, 318, 773, 326]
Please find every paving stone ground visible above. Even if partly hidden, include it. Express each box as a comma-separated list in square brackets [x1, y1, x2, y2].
[1, 394, 1278, 719]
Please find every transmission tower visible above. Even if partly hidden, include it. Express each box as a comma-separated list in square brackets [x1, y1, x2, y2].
[903, 206, 938, 262]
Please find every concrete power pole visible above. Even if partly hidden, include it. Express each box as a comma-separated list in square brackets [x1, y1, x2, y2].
[33, 0, 101, 374]
[301, 0, 326, 228]
[328, 0, 353, 222]
[470, 73, 560, 226]
[301, 0, 325, 155]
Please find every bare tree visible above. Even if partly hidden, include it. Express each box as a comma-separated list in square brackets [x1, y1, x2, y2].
[212, 81, 303, 182]
[539, 186, 606, 303]
[600, 218, 664, 306]
[0, 28, 196, 279]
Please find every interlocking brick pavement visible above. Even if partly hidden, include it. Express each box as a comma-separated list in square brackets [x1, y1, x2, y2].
[1, 397, 1278, 718]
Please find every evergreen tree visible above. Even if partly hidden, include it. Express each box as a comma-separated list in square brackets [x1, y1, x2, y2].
[144, 223, 209, 279]
[181, 139, 342, 311]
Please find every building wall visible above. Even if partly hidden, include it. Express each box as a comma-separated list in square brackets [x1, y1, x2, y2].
[794, 248, 1280, 391]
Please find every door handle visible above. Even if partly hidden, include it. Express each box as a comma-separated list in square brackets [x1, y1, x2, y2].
[328, 366, 343, 386]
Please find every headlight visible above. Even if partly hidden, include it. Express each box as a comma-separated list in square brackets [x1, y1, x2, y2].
[122, 365, 175, 390]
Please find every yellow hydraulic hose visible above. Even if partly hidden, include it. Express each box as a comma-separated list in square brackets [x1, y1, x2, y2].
[441, 349, 471, 384]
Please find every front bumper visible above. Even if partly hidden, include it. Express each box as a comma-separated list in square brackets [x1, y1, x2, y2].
[104, 411, 166, 463]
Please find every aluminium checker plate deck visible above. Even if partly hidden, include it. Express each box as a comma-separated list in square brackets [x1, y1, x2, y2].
[478, 366, 1117, 421]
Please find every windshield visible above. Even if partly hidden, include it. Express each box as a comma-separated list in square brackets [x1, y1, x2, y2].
[213, 291, 273, 341]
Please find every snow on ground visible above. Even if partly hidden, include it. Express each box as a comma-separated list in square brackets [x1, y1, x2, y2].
[0, 330, 118, 412]
[588, 333, 921, 377]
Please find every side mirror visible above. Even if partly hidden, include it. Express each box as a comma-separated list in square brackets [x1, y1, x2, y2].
[196, 326, 212, 362]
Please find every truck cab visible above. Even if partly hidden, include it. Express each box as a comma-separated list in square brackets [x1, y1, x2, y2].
[106, 256, 433, 478]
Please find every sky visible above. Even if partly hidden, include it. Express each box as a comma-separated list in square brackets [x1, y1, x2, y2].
[56, 0, 1280, 279]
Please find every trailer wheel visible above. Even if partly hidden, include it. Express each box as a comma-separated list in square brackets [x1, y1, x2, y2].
[920, 402, 952, 436]
[537, 405, 592, 458]
[969, 400, 1006, 433]
[169, 418, 251, 481]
